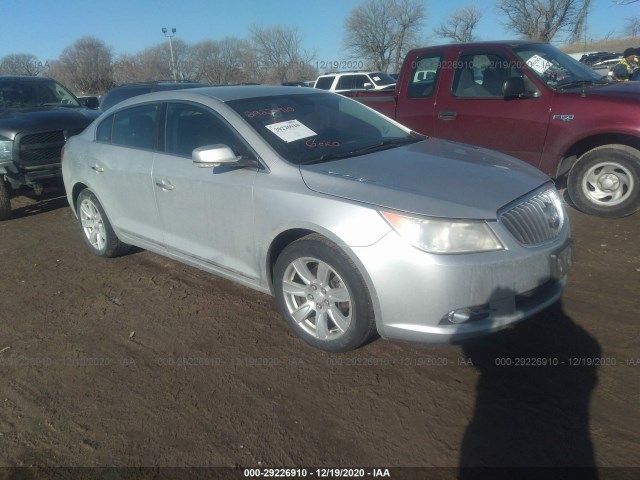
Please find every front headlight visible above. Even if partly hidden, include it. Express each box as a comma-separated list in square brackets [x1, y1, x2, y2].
[0, 136, 13, 163]
[381, 211, 504, 254]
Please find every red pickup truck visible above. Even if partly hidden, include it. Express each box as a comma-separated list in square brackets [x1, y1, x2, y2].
[345, 41, 640, 218]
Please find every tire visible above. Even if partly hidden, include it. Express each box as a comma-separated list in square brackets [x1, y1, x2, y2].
[567, 145, 640, 218]
[76, 189, 129, 258]
[273, 234, 376, 352]
[0, 180, 11, 221]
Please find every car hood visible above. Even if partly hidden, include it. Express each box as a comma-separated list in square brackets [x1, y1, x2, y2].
[0, 107, 101, 138]
[579, 80, 640, 100]
[299, 138, 551, 219]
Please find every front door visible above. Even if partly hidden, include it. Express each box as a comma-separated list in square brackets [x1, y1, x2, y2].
[434, 50, 552, 168]
[152, 102, 260, 280]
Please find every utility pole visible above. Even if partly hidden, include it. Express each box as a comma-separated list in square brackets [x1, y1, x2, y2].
[162, 27, 177, 82]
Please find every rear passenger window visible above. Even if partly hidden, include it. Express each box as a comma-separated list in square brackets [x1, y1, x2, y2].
[111, 104, 158, 150]
[96, 115, 114, 142]
[336, 75, 355, 90]
[314, 76, 335, 90]
[408, 54, 442, 99]
[353, 75, 369, 89]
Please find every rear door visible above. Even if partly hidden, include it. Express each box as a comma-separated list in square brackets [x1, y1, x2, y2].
[89, 103, 164, 247]
[433, 47, 552, 167]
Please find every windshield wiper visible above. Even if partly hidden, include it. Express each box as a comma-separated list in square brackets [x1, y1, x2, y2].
[304, 137, 423, 165]
[555, 80, 597, 90]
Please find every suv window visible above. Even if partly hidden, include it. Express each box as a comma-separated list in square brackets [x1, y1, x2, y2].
[368, 72, 396, 86]
[336, 75, 355, 90]
[100, 87, 152, 111]
[353, 75, 370, 89]
[98, 104, 158, 150]
[314, 76, 335, 90]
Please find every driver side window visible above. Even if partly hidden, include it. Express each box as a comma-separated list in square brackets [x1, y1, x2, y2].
[165, 103, 246, 158]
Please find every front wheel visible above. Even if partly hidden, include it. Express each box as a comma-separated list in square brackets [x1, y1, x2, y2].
[0, 180, 11, 221]
[76, 189, 129, 257]
[273, 234, 376, 352]
[567, 145, 640, 218]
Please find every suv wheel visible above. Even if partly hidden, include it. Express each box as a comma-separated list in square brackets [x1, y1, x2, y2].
[568, 145, 640, 218]
[0, 180, 11, 220]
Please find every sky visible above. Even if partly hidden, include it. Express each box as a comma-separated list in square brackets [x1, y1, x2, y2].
[1, 0, 637, 65]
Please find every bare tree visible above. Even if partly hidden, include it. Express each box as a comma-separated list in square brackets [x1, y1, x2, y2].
[112, 51, 160, 84]
[188, 38, 256, 84]
[344, 0, 426, 73]
[496, 0, 591, 42]
[249, 25, 316, 83]
[0, 54, 47, 76]
[434, 5, 483, 42]
[49, 37, 113, 94]
[391, 0, 427, 72]
[624, 17, 640, 37]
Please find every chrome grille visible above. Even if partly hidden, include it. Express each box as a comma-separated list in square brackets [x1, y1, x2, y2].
[499, 188, 564, 246]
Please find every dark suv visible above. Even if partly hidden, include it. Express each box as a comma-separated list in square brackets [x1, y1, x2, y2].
[99, 82, 208, 111]
[0, 76, 101, 219]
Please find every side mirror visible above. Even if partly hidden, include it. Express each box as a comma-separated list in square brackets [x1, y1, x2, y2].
[503, 77, 526, 99]
[192, 144, 258, 169]
[363, 82, 373, 90]
[78, 96, 100, 109]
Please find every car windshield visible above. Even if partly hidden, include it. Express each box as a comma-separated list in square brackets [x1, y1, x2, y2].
[227, 92, 419, 165]
[513, 43, 605, 89]
[0, 79, 81, 109]
[369, 72, 397, 86]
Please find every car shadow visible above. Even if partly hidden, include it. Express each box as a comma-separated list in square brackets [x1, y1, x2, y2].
[8, 190, 69, 220]
[458, 298, 600, 479]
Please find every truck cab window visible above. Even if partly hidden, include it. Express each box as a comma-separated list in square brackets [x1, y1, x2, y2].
[408, 54, 442, 99]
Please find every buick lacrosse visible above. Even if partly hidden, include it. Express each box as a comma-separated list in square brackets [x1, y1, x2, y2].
[62, 86, 571, 351]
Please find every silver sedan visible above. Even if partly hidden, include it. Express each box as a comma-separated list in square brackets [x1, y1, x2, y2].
[62, 86, 572, 352]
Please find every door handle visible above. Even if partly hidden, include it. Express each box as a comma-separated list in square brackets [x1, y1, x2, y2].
[155, 179, 175, 191]
[438, 110, 457, 120]
[91, 165, 104, 173]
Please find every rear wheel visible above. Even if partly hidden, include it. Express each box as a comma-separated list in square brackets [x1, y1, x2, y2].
[273, 234, 376, 352]
[76, 189, 129, 257]
[0, 180, 11, 220]
[567, 145, 640, 218]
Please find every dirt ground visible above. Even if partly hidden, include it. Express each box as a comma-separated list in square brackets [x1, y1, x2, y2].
[0, 189, 638, 478]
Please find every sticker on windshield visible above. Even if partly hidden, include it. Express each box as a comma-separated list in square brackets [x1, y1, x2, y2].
[527, 54, 552, 74]
[265, 119, 317, 143]
[373, 76, 381, 81]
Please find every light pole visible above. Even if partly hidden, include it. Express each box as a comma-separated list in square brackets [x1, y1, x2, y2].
[162, 27, 177, 82]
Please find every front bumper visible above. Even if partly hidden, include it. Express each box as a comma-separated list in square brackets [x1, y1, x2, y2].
[351, 222, 570, 344]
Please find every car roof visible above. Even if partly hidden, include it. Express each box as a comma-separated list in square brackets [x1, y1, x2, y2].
[408, 40, 548, 54]
[111, 85, 327, 109]
[109, 81, 207, 89]
[0, 76, 57, 83]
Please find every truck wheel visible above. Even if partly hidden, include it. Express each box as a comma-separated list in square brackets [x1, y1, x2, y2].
[273, 234, 376, 352]
[76, 189, 129, 258]
[567, 145, 640, 218]
[0, 180, 11, 220]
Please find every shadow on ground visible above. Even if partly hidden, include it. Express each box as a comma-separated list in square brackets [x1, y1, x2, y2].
[459, 300, 600, 479]
[8, 189, 69, 220]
